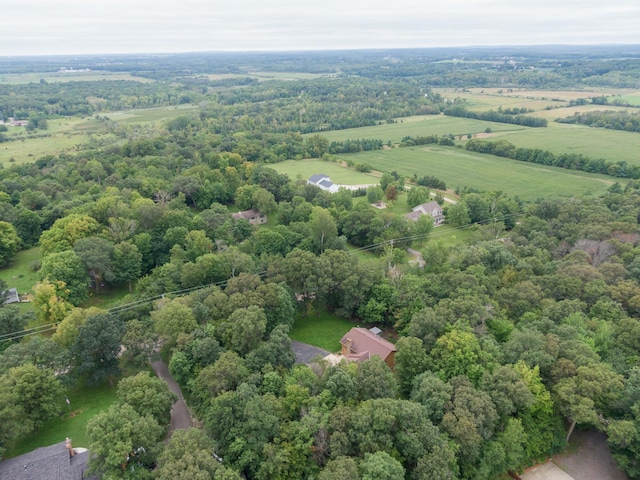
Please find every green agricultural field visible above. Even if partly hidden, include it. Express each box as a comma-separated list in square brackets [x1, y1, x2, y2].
[483, 121, 640, 166]
[6, 382, 118, 458]
[318, 115, 527, 144]
[269, 159, 380, 184]
[289, 309, 355, 352]
[340, 145, 614, 201]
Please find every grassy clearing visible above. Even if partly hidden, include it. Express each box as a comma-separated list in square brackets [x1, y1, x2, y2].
[340, 146, 613, 201]
[269, 159, 379, 184]
[289, 309, 355, 352]
[0, 247, 40, 298]
[317, 115, 527, 144]
[0, 117, 107, 165]
[6, 382, 119, 457]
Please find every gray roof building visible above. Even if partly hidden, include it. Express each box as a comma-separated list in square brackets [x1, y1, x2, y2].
[0, 441, 95, 480]
[2, 288, 19, 305]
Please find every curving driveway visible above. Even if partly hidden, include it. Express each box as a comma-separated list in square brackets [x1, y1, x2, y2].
[151, 360, 193, 438]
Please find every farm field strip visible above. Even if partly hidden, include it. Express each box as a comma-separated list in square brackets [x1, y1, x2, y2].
[339, 146, 613, 201]
[484, 122, 640, 165]
[316, 115, 528, 144]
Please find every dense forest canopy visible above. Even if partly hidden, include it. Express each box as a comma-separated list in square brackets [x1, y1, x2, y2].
[1, 46, 640, 479]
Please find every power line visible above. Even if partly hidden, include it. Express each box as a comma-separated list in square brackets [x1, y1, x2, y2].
[1, 210, 521, 342]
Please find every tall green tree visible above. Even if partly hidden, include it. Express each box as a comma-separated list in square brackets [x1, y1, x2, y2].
[86, 403, 164, 477]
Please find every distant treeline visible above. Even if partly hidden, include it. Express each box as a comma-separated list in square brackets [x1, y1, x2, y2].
[557, 110, 640, 133]
[327, 138, 384, 154]
[464, 138, 640, 179]
[444, 105, 548, 127]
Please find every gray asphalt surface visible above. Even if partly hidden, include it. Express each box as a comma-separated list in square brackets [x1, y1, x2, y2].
[291, 340, 330, 364]
[151, 360, 193, 438]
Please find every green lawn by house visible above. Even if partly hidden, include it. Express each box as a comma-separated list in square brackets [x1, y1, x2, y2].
[5, 382, 118, 458]
[289, 309, 355, 353]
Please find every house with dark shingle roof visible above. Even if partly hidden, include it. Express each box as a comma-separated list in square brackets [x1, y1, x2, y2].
[340, 327, 397, 368]
[307, 174, 340, 193]
[0, 440, 96, 480]
[405, 201, 444, 225]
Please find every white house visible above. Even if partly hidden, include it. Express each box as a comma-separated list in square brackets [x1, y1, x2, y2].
[406, 201, 444, 225]
[307, 174, 340, 193]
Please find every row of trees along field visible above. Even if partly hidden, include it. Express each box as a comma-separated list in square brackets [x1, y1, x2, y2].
[3, 113, 640, 477]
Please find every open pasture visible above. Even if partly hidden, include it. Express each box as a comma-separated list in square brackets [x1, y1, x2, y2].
[318, 115, 528, 144]
[0, 117, 106, 165]
[437, 90, 565, 112]
[531, 104, 636, 122]
[340, 145, 613, 201]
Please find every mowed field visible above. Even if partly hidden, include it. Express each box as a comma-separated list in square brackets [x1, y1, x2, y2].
[339, 145, 614, 201]
[103, 103, 200, 124]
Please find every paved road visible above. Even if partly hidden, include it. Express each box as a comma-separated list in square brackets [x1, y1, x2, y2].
[291, 340, 330, 364]
[151, 360, 193, 438]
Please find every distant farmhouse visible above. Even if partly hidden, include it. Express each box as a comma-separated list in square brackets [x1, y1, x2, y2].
[340, 327, 397, 368]
[307, 174, 340, 193]
[232, 209, 267, 225]
[405, 201, 444, 225]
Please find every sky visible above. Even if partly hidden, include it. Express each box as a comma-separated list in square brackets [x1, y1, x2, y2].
[1, 0, 640, 56]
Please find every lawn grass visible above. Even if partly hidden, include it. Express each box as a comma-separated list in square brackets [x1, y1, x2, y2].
[5, 382, 119, 458]
[0, 247, 40, 298]
[289, 309, 355, 353]
[340, 145, 613, 202]
[269, 158, 379, 185]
